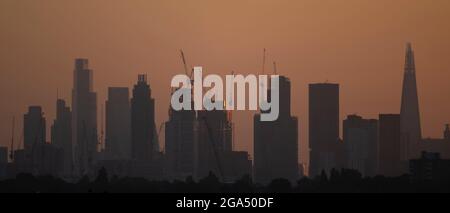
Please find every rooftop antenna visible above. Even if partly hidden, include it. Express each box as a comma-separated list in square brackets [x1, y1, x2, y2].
[9, 116, 15, 161]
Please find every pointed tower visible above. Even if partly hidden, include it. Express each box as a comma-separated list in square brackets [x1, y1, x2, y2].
[400, 43, 422, 160]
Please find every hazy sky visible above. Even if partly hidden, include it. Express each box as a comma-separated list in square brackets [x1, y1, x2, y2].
[1, 0, 450, 164]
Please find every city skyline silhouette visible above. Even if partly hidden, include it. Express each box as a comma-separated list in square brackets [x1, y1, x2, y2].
[1, 42, 449, 181]
[1, 1, 450, 180]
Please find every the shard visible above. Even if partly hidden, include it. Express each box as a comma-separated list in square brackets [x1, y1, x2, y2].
[400, 43, 422, 160]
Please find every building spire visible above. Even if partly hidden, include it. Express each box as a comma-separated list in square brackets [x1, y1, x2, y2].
[404, 42, 415, 72]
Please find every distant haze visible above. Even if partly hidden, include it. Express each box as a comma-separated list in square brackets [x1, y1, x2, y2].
[1, 0, 450, 165]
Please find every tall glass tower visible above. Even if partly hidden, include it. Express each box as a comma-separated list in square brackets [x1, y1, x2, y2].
[400, 43, 422, 160]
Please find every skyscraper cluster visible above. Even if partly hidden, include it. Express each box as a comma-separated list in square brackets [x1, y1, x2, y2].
[0, 43, 449, 184]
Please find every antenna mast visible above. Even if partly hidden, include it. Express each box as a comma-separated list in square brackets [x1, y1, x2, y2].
[9, 116, 15, 161]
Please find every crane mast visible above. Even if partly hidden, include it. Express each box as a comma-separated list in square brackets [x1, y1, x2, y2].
[201, 116, 224, 182]
[261, 48, 266, 75]
[180, 49, 192, 78]
[273, 61, 277, 75]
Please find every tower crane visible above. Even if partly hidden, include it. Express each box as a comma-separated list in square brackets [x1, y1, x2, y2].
[180, 49, 194, 79]
[261, 48, 266, 75]
[273, 61, 277, 75]
[155, 122, 165, 153]
[201, 116, 224, 182]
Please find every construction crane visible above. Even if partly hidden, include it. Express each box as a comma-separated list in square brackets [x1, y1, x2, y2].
[155, 122, 165, 153]
[261, 48, 266, 75]
[259, 48, 269, 91]
[179, 49, 196, 92]
[201, 116, 224, 182]
[228, 71, 235, 150]
[273, 61, 277, 75]
[180, 49, 194, 78]
[9, 116, 15, 161]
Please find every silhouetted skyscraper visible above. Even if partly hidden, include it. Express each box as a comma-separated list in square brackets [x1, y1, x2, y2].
[165, 88, 195, 180]
[400, 43, 422, 160]
[106, 87, 131, 160]
[309, 83, 340, 177]
[378, 114, 402, 176]
[254, 76, 298, 184]
[51, 99, 72, 175]
[72, 58, 98, 175]
[343, 115, 378, 177]
[131, 74, 155, 161]
[24, 106, 46, 153]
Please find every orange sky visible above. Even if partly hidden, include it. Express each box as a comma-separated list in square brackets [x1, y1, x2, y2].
[1, 0, 450, 164]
